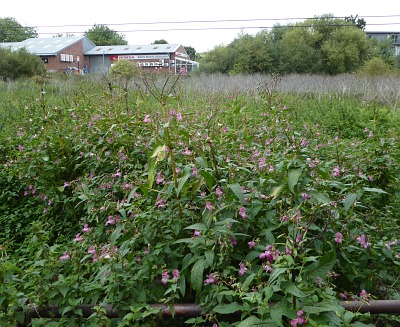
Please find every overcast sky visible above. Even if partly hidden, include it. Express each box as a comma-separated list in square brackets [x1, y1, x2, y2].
[2, 1, 400, 52]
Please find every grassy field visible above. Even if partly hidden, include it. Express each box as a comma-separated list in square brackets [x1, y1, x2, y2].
[0, 73, 399, 326]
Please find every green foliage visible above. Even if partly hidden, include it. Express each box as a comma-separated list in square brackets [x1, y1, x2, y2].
[358, 57, 395, 76]
[184, 46, 198, 61]
[0, 75, 399, 326]
[84, 24, 127, 46]
[110, 59, 141, 89]
[152, 39, 168, 44]
[0, 47, 46, 79]
[0, 17, 38, 42]
[199, 14, 387, 75]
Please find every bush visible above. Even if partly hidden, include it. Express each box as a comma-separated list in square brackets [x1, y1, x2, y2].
[358, 57, 396, 76]
[0, 47, 45, 80]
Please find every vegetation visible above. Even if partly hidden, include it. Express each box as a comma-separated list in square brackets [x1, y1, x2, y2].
[198, 14, 400, 75]
[84, 24, 128, 46]
[0, 73, 399, 327]
[0, 47, 46, 80]
[0, 17, 38, 42]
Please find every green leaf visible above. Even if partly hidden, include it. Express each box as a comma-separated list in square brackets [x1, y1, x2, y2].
[184, 223, 207, 231]
[285, 283, 306, 297]
[229, 183, 244, 203]
[288, 168, 302, 193]
[177, 172, 191, 196]
[110, 224, 124, 244]
[205, 250, 214, 267]
[237, 316, 265, 327]
[242, 273, 256, 291]
[191, 259, 205, 292]
[302, 299, 342, 314]
[200, 170, 215, 190]
[310, 191, 331, 204]
[303, 251, 336, 281]
[213, 302, 243, 314]
[270, 301, 290, 327]
[343, 193, 358, 211]
[148, 144, 166, 189]
[362, 187, 388, 194]
[268, 268, 288, 285]
[61, 306, 74, 315]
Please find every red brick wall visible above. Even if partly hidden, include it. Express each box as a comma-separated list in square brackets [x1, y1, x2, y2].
[40, 40, 90, 73]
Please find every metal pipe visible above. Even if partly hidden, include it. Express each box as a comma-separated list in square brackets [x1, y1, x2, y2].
[19, 300, 400, 325]
[340, 300, 400, 314]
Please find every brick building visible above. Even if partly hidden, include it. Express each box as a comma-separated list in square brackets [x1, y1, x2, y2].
[0, 36, 198, 74]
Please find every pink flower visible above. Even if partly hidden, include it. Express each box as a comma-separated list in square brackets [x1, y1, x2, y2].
[192, 166, 198, 177]
[82, 224, 91, 233]
[156, 171, 164, 184]
[248, 241, 256, 249]
[301, 192, 310, 200]
[143, 114, 151, 123]
[74, 233, 83, 242]
[88, 245, 96, 254]
[155, 196, 166, 208]
[332, 165, 341, 177]
[290, 310, 306, 326]
[335, 232, 343, 244]
[59, 251, 70, 262]
[161, 271, 170, 284]
[183, 147, 192, 155]
[193, 229, 201, 237]
[238, 206, 248, 219]
[356, 235, 370, 249]
[360, 289, 369, 301]
[205, 201, 214, 211]
[172, 269, 180, 281]
[105, 215, 116, 226]
[215, 187, 223, 199]
[204, 273, 218, 285]
[238, 263, 247, 276]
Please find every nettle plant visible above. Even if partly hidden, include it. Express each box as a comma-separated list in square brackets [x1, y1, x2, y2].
[0, 76, 399, 326]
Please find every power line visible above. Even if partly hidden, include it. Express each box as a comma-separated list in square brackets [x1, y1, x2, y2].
[24, 14, 400, 28]
[32, 22, 400, 35]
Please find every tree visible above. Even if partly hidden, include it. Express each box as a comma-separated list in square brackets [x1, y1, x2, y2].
[321, 27, 375, 74]
[0, 47, 45, 79]
[109, 59, 141, 109]
[228, 32, 275, 74]
[84, 24, 127, 46]
[0, 17, 37, 42]
[184, 46, 197, 61]
[278, 28, 322, 74]
[198, 45, 234, 74]
[152, 39, 168, 44]
[345, 15, 366, 30]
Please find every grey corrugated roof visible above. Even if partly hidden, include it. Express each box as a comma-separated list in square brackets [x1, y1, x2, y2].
[0, 42, 21, 49]
[1, 36, 91, 55]
[85, 44, 181, 55]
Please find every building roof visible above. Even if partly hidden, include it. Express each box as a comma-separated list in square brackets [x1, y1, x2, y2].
[85, 44, 181, 55]
[0, 36, 95, 55]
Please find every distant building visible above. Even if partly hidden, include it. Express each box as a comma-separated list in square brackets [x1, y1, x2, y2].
[86, 43, 199, 74]
[366, 31, 400, 55]
[0, 36, 198, 74]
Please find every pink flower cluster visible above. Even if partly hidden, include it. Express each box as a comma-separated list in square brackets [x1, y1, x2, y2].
[290, 310, 307, 326]
[204, 273, 218, 285]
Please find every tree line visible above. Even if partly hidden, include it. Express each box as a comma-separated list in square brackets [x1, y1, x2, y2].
[197, 14, 400, 75]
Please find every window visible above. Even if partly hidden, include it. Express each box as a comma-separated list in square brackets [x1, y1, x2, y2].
[60, 54, 74, 62]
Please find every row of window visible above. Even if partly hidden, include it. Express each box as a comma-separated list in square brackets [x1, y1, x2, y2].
[60, 54, 74, 62]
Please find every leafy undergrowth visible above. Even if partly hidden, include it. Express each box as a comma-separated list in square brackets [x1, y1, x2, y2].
[0, 75, 399, 326]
